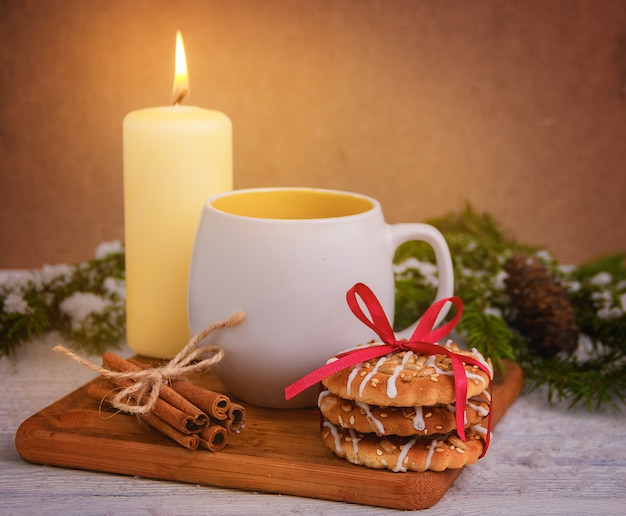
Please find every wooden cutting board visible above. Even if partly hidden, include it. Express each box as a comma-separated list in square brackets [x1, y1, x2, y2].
[16, 359, 523, 511]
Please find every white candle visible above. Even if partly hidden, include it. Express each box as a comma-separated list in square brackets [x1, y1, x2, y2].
[123, 32, 232, 358]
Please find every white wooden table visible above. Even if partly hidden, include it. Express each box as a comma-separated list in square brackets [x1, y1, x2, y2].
[2, 332, 625, 515]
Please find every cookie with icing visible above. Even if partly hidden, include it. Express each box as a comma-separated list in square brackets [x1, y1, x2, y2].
[318, 389, 490, 437]
[321, 340, 492, 407]
[321, 419, 487, 472]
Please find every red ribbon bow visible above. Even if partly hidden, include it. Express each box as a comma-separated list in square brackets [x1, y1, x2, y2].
[285, 283, 492, 453]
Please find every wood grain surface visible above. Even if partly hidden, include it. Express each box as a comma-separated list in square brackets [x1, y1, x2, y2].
[15, 360, 523, 511]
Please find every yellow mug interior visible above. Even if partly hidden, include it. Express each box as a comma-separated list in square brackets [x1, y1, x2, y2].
[211, 189, 374, 219]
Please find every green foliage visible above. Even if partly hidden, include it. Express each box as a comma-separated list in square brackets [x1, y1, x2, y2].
[3, 206, 625, 411]
[1, 245, 125, 356]
[455, 301, 517, 373]
[394, 204, 626, 410]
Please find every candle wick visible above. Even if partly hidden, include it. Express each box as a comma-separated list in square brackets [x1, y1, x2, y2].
[173, 89, 188, 106]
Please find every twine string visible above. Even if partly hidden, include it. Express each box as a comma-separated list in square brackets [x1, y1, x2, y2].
[53, 311, 245, 415]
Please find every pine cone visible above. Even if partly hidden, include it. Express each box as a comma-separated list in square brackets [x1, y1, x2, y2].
[504, 254, 580, 358]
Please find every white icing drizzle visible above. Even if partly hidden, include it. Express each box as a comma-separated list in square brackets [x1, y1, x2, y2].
[317, 389, 332, 408]
[471, 424, 488, 437]
[346, 363, 362, 397]
[444, 403, 468, 426]
[386, 351, 414, 399]
[447, 402, 468, 424]
[323, 421, 343, 454]
[466, 371, 488, 386]
[426, 354, 440, 372]
[443, 339, 493, 379]
[470, 347, 494, 378]
[424, 439, 439, 471]
[355, 400, 385, 435]
[393, 437, 418, 472]
[467, 396, 490, 417]
[429, 342, 491, 391]
[426, 354, 453, 376]
[348, 428, 359, 459]
[412, 405, 425, 431]
[324, 341, 387, 397]
[358, 356, 387, 397]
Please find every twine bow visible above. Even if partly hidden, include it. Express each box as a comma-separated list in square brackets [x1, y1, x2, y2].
[54, 311, 245, 415]
[285, 283, 492, 451]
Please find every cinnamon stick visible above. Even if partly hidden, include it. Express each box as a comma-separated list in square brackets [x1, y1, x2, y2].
[92, 351, 245, 450]
[129, 356, 232, 422]
[138, 414, 200, 450]
[226, 403, 246, 433]
[102, 352, 208, 429]
[87, 381, 199, 450]
[199, 424, 228, 452]
[87, 379, 119, 407]
[100, 356, 202, 434]
[170, 380, 231, 421]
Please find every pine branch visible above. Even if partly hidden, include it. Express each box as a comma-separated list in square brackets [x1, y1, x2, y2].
[0, 244, 125, 356]
[456, 301, 516, 373]
[394, 204, 626, 410]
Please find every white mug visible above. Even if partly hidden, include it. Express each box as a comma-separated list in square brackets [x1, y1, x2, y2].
[188, 187, 454, 408]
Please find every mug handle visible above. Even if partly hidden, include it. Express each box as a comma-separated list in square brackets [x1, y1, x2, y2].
[388, 223, 455, 337]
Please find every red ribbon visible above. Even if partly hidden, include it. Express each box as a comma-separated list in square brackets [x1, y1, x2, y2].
[285, 283, 492, 454]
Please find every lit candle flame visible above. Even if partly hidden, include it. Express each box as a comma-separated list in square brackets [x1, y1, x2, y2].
[172, 31, 189, 105]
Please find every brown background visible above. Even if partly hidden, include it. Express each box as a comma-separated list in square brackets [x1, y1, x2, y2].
[1, 0, 625, 268]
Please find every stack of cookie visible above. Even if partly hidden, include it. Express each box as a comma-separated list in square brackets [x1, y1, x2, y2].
[318, 340, 493, 472]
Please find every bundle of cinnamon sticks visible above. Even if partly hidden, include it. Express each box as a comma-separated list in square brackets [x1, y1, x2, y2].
[86, 352, 245, 451]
